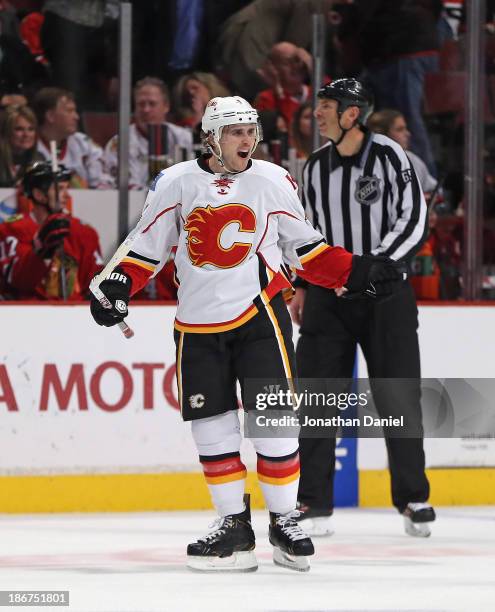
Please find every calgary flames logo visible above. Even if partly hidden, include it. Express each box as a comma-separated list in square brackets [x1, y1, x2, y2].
[184, 203, 256, 269]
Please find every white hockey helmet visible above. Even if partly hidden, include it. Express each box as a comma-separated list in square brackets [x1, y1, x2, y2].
[201, 96, 261, 168]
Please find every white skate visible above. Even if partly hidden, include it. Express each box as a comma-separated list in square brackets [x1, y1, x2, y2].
[402, 502, 436, 538]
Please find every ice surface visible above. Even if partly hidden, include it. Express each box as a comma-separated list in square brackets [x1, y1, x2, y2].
[0, 507, 494, 611]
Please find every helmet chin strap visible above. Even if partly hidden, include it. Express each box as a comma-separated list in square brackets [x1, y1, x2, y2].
[209, 129, 259, 175]
[331, 113, 352, 147]
[212, 147, 242, 175]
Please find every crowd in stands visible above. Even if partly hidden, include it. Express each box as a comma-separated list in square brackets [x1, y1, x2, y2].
[104, 77, 193, 190]
[1, 0, 494, 301]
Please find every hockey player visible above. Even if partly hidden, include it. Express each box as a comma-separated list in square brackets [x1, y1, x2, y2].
[89, 96, 405, 572]
[0, 161, 102, 300]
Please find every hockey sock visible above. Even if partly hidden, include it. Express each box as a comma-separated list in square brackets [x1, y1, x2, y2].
[256, 450, 300, 514]
[200, 452, 247, 517]
[191, 412, 245, 517]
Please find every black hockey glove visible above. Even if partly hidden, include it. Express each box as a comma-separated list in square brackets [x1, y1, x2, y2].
[90, 266, 132, 327]
[345, 255, 407, 298]
[33, 213, 70, 258]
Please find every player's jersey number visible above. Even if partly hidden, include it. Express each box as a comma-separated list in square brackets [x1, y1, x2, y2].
[0, 236, 18, 260]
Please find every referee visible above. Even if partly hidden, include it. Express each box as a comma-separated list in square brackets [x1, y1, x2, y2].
[290, 79, 436, 538]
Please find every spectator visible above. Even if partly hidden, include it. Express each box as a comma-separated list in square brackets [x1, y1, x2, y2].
[33, 87, 113, 189]
[130, 1, 250, 84]
[131, 0, 204, 83]
[367, 109, 437, 196]
[0, 0, 48, 97]
[40, 0, 116, 109]
[256, 109, 289, 163]
[258, 110, 288, 141]
[217, 0, 334, 99]
[0, 0, 18, 38]
[254, 42, 313, 128]
[0, 161, 102, 300]
[290, 102, 315, 159]
[334, 0, 441, 175]
[173, 72, 230, 140]
[203, 0, 252, 71]
[19, 9, 49, 68]
[167, 0, 205, 74]
[0, 104, 43, 187]
[104, 77, 193, 190]
[0, 90, 28, 110]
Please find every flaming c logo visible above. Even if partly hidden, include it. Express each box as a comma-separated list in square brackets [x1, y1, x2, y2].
[184, 203, 256, 268]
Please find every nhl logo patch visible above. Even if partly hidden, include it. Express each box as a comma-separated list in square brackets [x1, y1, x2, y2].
[355, 175, 382, 205]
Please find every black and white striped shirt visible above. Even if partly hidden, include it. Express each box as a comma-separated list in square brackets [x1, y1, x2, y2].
[301, 130, 427, 261]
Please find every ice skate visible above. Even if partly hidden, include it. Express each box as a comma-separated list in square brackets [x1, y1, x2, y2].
[402, 502, 436, 538]
[269, 510, 315, 572]
[295, 502, 335, 537]
[187, 495, 257, 572]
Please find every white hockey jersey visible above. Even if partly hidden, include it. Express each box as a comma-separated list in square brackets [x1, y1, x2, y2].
[37, 133, 113, 189]
[119, 156, 353, 333]
[104, 123, 194, 190]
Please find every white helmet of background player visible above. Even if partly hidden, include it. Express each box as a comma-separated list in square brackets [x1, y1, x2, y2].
[201, 96, 261, 168]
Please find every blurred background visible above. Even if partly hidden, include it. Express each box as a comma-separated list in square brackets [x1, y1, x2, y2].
[1, 0, 494, 302]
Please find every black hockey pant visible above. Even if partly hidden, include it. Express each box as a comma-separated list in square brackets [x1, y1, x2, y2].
[296, 282, 430, 514]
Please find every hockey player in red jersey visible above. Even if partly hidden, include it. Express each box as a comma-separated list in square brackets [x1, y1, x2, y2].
[90, 96, 404, 572]
[0, 162, 102, 300]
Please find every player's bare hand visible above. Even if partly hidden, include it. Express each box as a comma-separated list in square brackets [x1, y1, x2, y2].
[288, 287, 306, 325]
[335, 286, 348, 297]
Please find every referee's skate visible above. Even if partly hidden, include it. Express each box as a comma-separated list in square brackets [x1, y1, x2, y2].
[295, 502, 335, 537]
[402, 502, 436, 537]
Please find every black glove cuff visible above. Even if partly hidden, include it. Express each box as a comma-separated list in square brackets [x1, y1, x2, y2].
[99, 265, 132, 293]
[293, 276, 308, 289]
[345, 255, 370, 293]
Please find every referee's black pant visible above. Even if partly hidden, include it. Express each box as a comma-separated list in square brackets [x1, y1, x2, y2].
[296, 282, 430, 514]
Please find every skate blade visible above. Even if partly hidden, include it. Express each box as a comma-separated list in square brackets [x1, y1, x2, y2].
[273, 546, 310, 572]
[299, 517, 334, 537]
[187, 550, 258, 572]
[404, 516, 431, 538]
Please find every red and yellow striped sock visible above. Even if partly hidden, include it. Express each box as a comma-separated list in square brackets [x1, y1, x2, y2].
[200, 452, 247, 516]
[257, 450, 300, 514]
